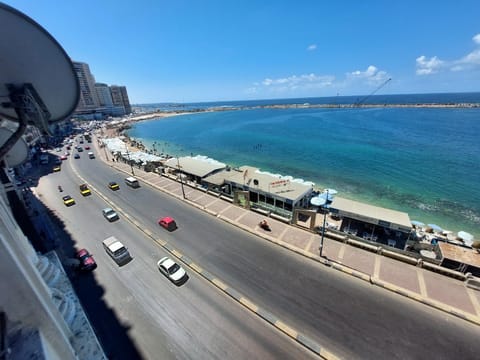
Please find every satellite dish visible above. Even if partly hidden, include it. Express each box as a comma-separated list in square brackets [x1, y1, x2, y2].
[0, 128, 28, 166]
[0, 3, 79, 124]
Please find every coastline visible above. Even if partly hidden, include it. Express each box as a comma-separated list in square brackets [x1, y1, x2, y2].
[116, 104, 479, 240]
[128, 101, 480, 123]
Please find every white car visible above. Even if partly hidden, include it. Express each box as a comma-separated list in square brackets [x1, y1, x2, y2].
[157, 257, 187, 284]
[102, 207, 119, 222]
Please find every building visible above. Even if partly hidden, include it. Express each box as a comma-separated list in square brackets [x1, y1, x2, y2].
[72, 61, 99, 112]
[110, 85, 132, 115]
[95, 83, 113, 107]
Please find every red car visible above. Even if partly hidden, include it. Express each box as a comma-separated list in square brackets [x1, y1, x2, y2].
[60, 155, 67, 161]
[76, 248, 97, 271]
[85, 145, 91, 150]
[158, 216, 177, 231]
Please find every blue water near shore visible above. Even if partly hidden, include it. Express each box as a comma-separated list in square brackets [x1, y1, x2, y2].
[128, 93, 480, 238]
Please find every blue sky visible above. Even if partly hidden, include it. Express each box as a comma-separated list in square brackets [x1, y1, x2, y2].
[5, 0, 480, 103]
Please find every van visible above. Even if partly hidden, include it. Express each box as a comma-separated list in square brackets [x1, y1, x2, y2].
[125, 176, 140, 188]
[88, 151, 95, 159]
[102, 236, 131, 266]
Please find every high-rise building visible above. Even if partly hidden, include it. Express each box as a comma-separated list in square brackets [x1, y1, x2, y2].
[72, 61, 100, 111]
[95, 83, 113, 107]
[110, 85, 132, 115]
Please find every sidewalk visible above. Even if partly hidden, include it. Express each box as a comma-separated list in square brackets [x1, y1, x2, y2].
[95, 139, 480, 326]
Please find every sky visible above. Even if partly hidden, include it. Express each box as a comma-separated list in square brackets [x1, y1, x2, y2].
[4, 0, 480, 103]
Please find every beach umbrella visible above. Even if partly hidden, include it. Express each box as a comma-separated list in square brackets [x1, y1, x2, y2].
[310, 196, 327, 207]
[427, 224, 443, 232]
[411, 220, 425, 227]
[323, 188, 338, 195]
[457, 231, 474, 242]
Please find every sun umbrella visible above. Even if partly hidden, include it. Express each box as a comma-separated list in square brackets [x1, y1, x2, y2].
[310, 196, 327, 207]
[411, 220, 425, 227]
[319, 192, 335, 201]
[428, 224, 443, 232]
[323, 188, 338, 195]
[457, 231, 474, 242]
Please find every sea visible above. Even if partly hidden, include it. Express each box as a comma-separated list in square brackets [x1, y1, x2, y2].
[127, 93, 480, 239]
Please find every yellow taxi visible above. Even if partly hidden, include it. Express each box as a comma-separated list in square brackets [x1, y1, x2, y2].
[108, 181, 119, 191]
[62, 195, 75, 206]
[79, 183, 91, 196]
[53, 165, 61, 172]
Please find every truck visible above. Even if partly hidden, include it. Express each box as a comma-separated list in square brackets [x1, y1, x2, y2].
[102, 236, 131, 266]
[79, 183, 91, 196]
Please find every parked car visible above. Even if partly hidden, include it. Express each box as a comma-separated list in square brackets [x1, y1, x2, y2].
[76, 248, 97, 271]
[102, 207, 119, 222]
[157, 257, 187, 284]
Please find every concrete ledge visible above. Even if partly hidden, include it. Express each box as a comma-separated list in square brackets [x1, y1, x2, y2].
[270, 213, 291, 223]
[466, 277, 480, 291]
[326, 232, 348, 242]
[346, 238, 380, 253]
[381, 249, 419, 265]
[421, 262, 467, 280]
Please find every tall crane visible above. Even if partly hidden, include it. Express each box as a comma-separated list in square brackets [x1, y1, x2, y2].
[353, 78, 392, 107]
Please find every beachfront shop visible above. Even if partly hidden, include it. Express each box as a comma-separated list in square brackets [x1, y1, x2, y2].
[213, 166, 314, 220]
[328, 197, 413, 249]
[163, 156, 227, 184]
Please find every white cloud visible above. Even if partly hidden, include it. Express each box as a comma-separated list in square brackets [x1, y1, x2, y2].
[307, 44, 317, 51]
[346, 65, 390, 83]
[416, 33, 480, 75]
[473, 33, 480, 45]
[261, 73, 334, 90]
[416, 55, 444, 75]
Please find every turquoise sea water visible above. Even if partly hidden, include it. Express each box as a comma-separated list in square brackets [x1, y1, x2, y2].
[127, 101, 480, 238]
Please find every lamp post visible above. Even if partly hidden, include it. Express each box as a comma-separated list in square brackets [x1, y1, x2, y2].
[177, 156, 186, 199]
[319, 189, 329, 258]
[125, 143, 135, 176]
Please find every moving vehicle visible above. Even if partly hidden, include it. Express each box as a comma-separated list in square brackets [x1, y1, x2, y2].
[102, 207, 119, 222]
[85, 145, 90, 150]
[62, 195, 75, 206]
[102, 236, 131, 265]
[157, 257, 187, 284]
[53, 165, 61, 172]
[60, 155, 67, 161]
[88, 152, 95, 159]
[79, 183, 91, 196]
[76, 249, 97, 272]
[74, 153, 80, 159]
[125, 176, 139, 188]
[158, 216, 177, 231]
[108, 181, 119, 190]
[77, 146, 83, 152]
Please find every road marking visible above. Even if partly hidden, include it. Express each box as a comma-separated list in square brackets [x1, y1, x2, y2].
[320, 348, 342, 360]
[373, 254, 381, 278]
[338, 243, 346, 260]
[239, 297, 258, 312]
[156, 238, 167, 246]
[417, 269, 428, 297]
[171, 249, 183, 259]
[190, 263, 203, 273]
[144, 229, 153, 237]
[212, 278, 228, 290]
[467, 288, 480, 316]
[275, 320, 298, 338]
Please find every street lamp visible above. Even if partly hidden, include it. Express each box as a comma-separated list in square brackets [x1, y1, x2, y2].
[177, 156, 186, 199]
[125, 143, 135, 176]
[319, 189, 330, 258]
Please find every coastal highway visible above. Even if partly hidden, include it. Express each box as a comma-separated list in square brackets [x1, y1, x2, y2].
[38, 150, 480, 359]
[38, 156, 315, 359]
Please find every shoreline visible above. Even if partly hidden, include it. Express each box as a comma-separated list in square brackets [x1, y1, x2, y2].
[129, 101, 480, 122]
[112, 105, 478, 241]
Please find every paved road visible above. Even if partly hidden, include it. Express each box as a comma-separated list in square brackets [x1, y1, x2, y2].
[38, 155, 315, 360]
[37, 147, 480, 359]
